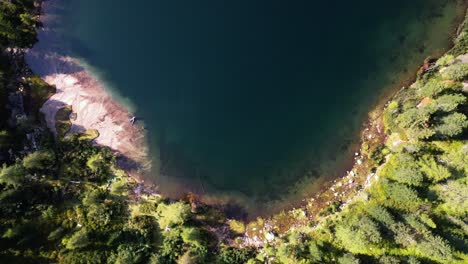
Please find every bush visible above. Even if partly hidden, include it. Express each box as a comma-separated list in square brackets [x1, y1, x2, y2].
[156, 202, 191, 228]
[436, 54, 455, 66]
[229, 220, 246, 235]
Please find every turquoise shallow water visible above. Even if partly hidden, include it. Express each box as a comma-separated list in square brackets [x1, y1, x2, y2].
[52, 0, 461, 212]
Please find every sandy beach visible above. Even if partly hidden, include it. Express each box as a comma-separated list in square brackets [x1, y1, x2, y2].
[25, 0, 151, 176]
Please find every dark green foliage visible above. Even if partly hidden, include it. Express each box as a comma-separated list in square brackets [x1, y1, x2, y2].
[0, 0, 38, 48]
[217, 246, 255, 264]
[22, 150, 55, 170]
[0, 163, 24, 188]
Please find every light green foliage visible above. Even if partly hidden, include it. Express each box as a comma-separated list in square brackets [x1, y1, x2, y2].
[450, 11, 468, 56]
[403, 214, 429, 233]
[383, 101, 399, 133]
[0, 163, 24, 188]
[274, 232, 312, 264]
[308, 241, 323, 263]
[0, 4, 466, 263]
[434, 112, 468, 138]
[417, 80, 459, 98]
[417, 155, 451, 182]
[433, 179, 468, 216]
[390, 222, 416, 247]
[441, 63, 468, 81]
[434, 93, 465, 112]
[366, 205, 395, 225]
[335, 215, 382, 254]
[86, 153, 105, 172]
[395, 108, 435, 140]
[415, 235, 453, 263]
[379, 153, 423, 186]
[156, 202, 191, 228]
[436, 54, 455, 66]
[434, 141, 468, 174]
[229, 220, 246, 234]
[22, 150, 55, 170]
[396, 108, 429, 129]
[181, 227, 205, 249]
[372, 179, 422, 210]
[65, 228, 90, 250]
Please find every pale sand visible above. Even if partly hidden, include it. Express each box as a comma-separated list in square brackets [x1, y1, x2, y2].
[26, 0, 151, 176]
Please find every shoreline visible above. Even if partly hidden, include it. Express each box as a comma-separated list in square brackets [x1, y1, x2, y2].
[25, 0, 151, 179]
[25, 0, 467, 225]
[240, 5, 468, 247]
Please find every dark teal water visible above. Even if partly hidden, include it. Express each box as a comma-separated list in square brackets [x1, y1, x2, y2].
[55, 0, 460, 211]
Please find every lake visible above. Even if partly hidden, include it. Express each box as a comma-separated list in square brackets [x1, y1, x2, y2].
[50, 0, 461, 214]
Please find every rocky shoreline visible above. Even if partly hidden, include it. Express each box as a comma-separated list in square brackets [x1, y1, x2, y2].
[25, 0, 151, 179]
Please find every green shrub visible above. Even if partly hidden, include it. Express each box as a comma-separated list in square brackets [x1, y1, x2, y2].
[156, 202, 191, 228]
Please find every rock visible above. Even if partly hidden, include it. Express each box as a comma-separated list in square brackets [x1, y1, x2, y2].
[265, 232, 275, 241]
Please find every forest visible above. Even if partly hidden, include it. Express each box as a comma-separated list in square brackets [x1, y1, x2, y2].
[0, 1, 467, 263]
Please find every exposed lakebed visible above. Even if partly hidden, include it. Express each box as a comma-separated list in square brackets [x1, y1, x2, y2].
[38, 0, 463, 214]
